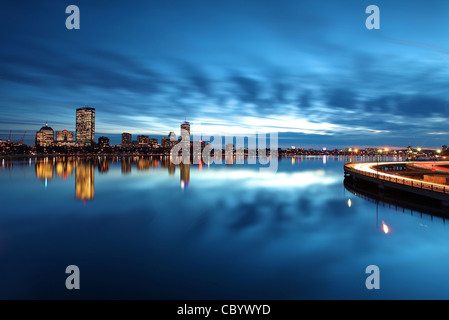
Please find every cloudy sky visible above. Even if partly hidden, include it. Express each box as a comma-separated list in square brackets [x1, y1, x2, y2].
[1, 0, 449, 148]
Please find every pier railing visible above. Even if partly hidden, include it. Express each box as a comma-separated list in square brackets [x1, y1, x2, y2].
[344, 163, 449, 195]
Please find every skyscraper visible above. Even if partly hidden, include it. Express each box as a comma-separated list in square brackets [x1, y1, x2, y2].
[76, 107, 95, 146]
[180, 121, 190, 146]
[122, 133, 132, 146]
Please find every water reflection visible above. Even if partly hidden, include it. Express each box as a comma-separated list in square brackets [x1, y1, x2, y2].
[55, 158, 74, 179]
[344, 177, 449, 220]
[31, 156, 196, 200]
[98, 158, 109, 173]
[181, 163, 190, 189]
[4, 155, 449, 299]
[76, 159, 95, 201]
[35, 158, 54, 181]
[121, 157, 132, 174]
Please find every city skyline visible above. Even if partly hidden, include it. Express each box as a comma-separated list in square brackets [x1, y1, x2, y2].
[5, 107, 449, 151]
[2, 1, 449, 149]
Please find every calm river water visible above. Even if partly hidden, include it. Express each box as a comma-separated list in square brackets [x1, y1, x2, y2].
[0, 155, 448, 299]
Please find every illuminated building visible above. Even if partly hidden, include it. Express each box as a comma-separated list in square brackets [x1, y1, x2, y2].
[56, 130, 74, 142]
[161, 137, 170, 148]
[149, 138, 159, 148]
[162, 131, 178, 149]
[35, 123, 54, 147]
[75, 159, 95, 201]
[180, 121, 190, 146]
[122, 133, 132, 146]
[54, 130, 76, 147]
[76, 107, 95, 146]
[137, 135, 150, 147]
[98, 136, 110, 149]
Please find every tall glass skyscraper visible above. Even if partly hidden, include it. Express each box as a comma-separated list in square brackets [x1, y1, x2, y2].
[180, 121, 190, 145]
[76, 107, 95, 146]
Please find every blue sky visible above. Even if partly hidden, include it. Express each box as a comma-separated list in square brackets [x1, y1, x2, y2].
[1, 0, 449, 148]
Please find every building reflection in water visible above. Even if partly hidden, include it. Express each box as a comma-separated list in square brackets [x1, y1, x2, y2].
[121, 157, 132, 174]
[35, 158, 54, 181]
[225, 155, 235, 165]
[32, 156, 200, 199]
[55, 157, 74, 180]
[181, 163, 190, 189]
[160, 156, 175, 177]
[75, 159, 95, 201]
[137, 158, 150, 171]
[98, 157, 109, 173]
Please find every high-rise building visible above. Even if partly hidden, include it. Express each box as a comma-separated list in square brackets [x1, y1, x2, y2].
[149, 138, 159, 148]
[76, 107, 95, 146]
[56, 130, 74, 142]
[162, 131, 178, 149]
[180, 121, 191, 153]
[35, 123, 54, 147]
[180, 121, 190, 143]
[137, 135, 150, 147]
[98, 136, 110, 149]
[121, 133, 132, 146]
[161, 137, 170, 148]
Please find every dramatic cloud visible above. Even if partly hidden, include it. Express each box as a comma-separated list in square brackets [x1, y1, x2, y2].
[1, 0, 449, 147]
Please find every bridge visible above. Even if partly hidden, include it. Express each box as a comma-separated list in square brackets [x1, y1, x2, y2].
[344, 161, 449, 204]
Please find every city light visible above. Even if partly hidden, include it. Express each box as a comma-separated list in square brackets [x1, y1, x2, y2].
[382, 221, 390, 234]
